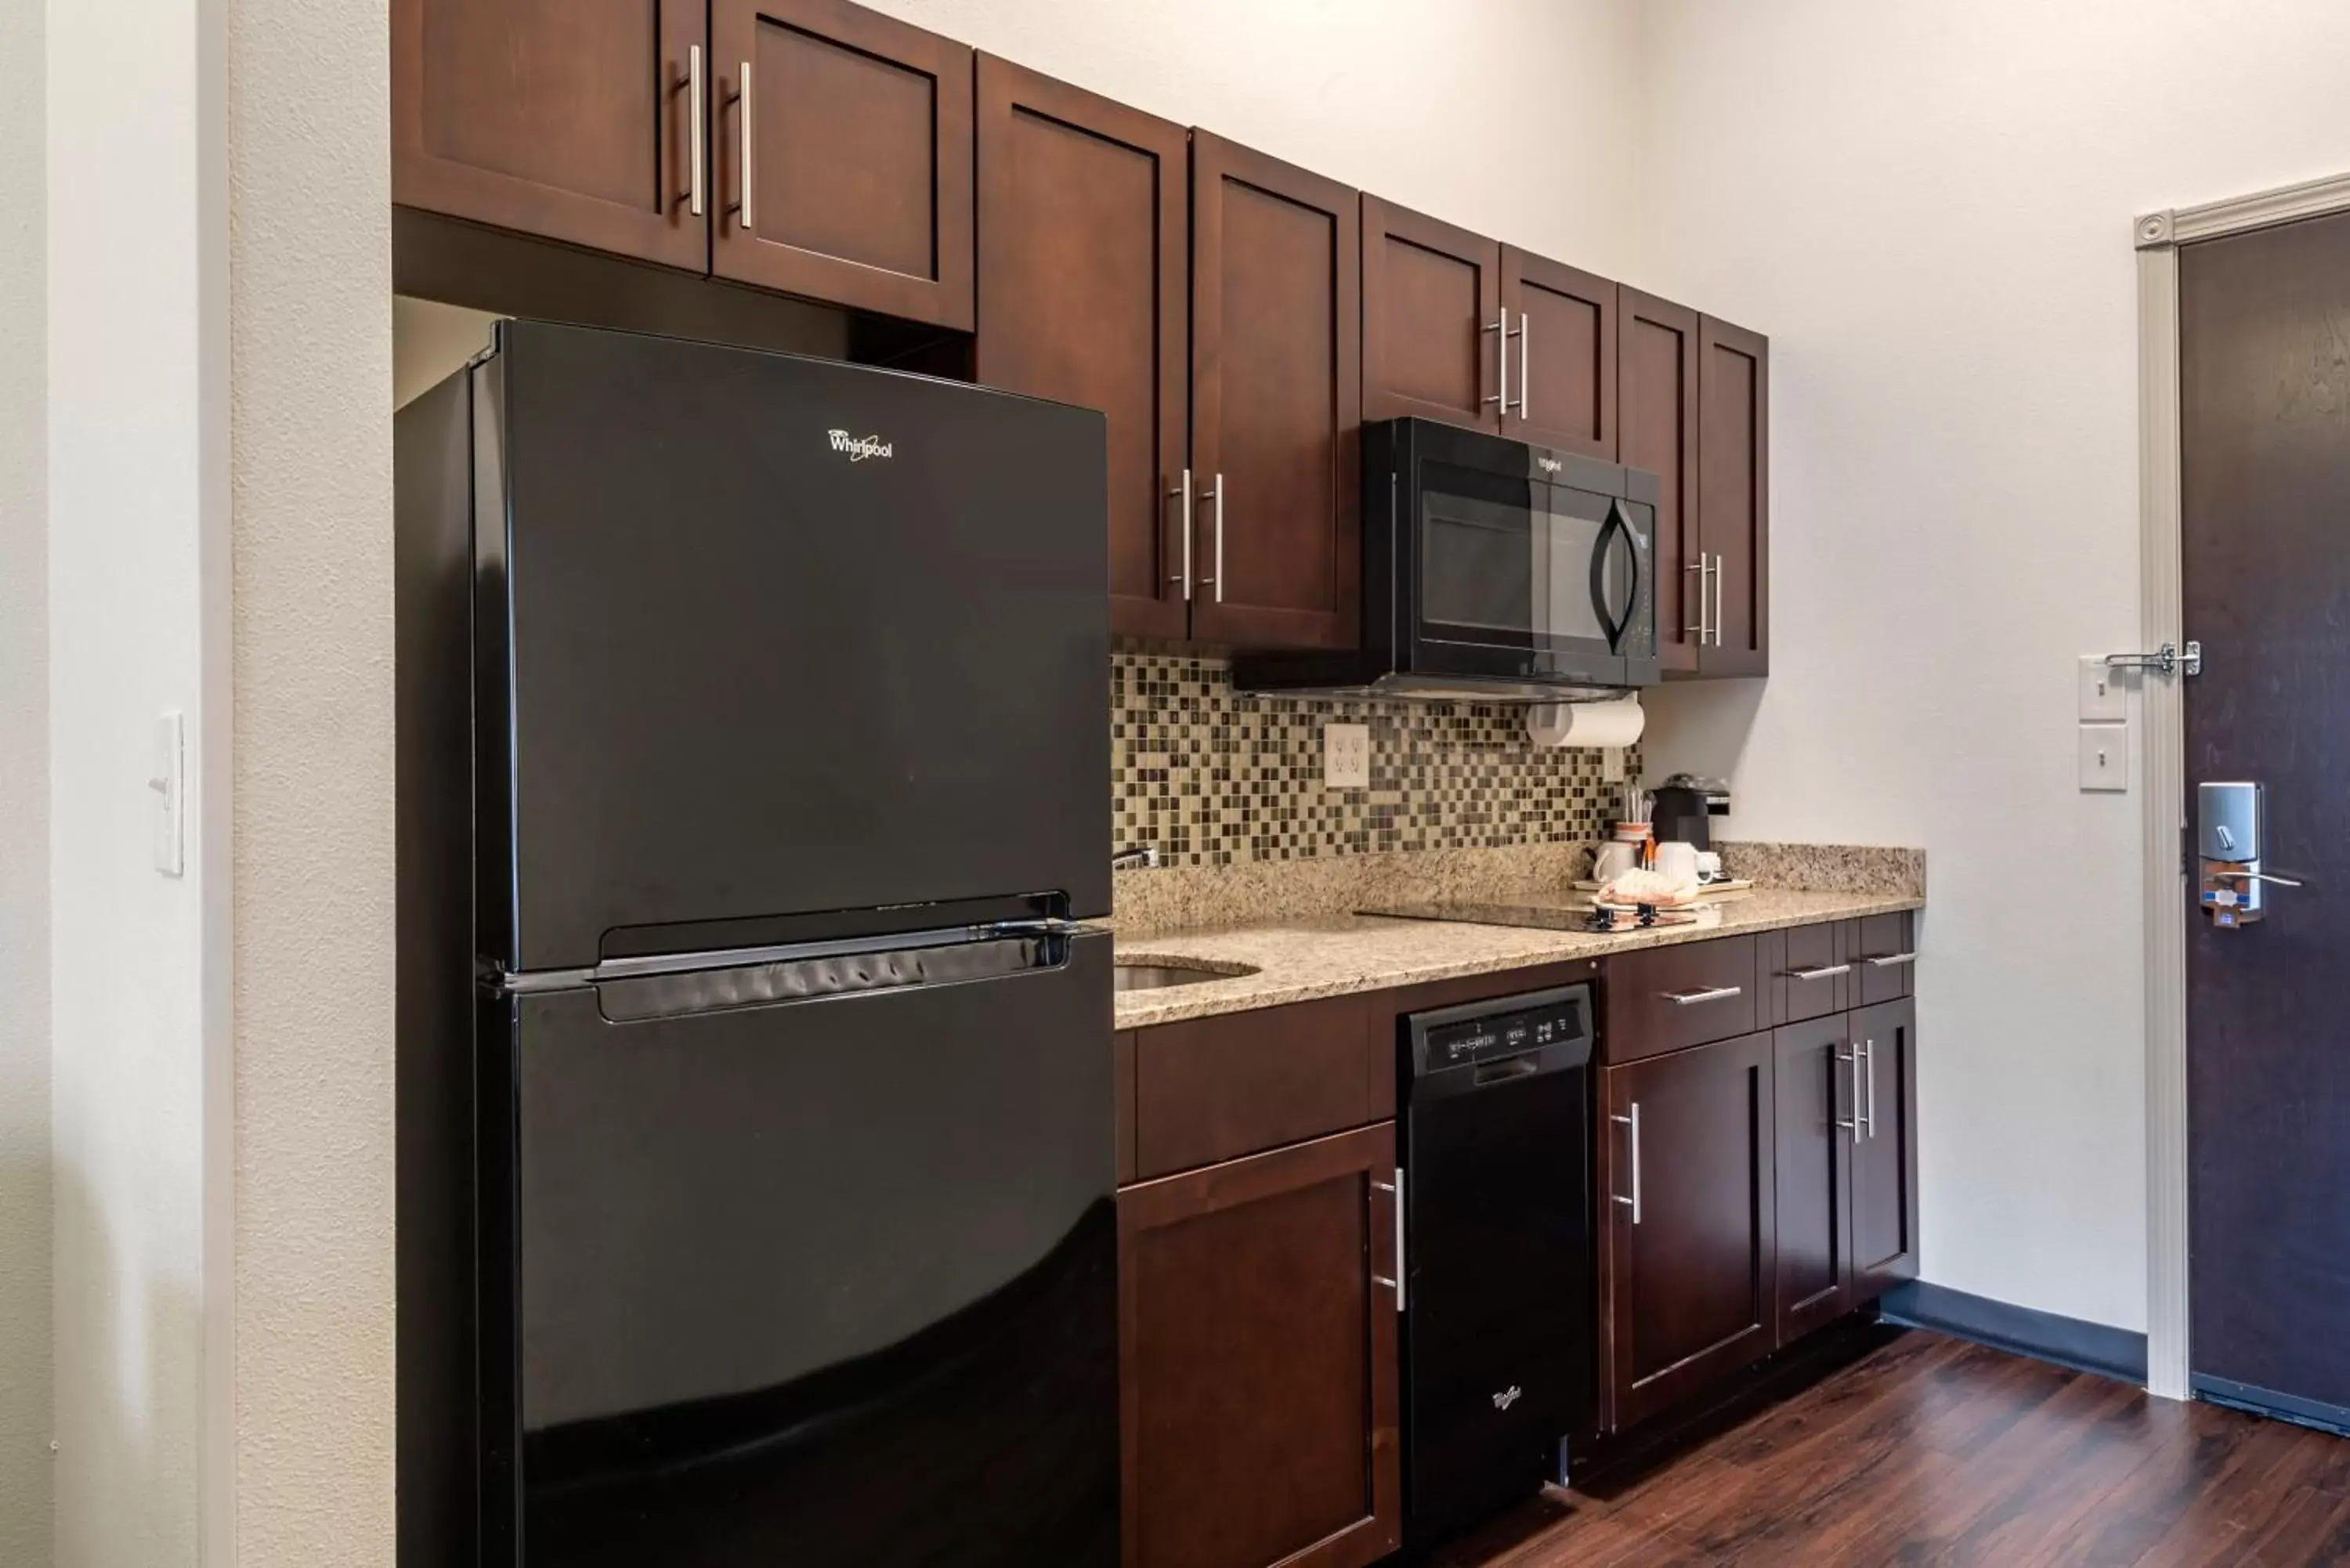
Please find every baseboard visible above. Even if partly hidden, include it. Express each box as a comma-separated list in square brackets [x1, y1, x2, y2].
[1878, 1281, 2149, 1384]
[2193, 1373, 2350, 1437]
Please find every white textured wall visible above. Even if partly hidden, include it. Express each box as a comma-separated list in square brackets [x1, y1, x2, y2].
[863, 0, 1646, 280]
[45, 0, 219, 1558]
[229, 0, 398, 1558]
[0, 0, 51, 1559]
[1634, 0, 2350, 1332]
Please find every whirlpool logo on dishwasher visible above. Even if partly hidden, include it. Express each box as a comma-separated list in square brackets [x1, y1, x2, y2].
[1491, 1385, 1524, 1411]
[827, 429, 895, 462]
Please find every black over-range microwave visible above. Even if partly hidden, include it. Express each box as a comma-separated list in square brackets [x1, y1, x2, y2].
[1233, 417, 1660, 702]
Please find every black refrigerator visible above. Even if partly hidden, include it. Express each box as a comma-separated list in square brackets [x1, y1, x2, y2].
[395, 321, 1116, 1567]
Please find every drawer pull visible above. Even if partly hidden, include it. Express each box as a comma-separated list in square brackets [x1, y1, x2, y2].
[1661, 984, 1743, 1006]
[1786, 963, 1851, 982]
[1864, 952, 1917, 969]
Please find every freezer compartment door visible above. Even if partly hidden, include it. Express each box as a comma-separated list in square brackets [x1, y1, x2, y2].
[504, 934, 1117, 1566]
[486, 322, 1110, 970]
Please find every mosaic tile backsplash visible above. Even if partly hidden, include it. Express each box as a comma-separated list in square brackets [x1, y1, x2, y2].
[1110, 652, 1636, 867]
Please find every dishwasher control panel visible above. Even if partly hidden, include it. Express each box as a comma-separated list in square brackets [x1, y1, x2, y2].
[1408, 984, 1594, 1078]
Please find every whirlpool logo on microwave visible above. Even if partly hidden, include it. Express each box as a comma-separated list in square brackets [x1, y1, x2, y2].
[827, 429, 895, 462]
[1536, 456, 1564, 475]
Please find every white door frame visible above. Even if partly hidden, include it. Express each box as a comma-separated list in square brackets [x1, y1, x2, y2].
[2135, 170, 2350, 1401]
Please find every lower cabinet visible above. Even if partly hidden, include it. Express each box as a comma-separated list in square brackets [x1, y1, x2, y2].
[1598, 1031, 1777, 1431]
[1118, 1122, 1402, 1568]
[1850, 996, 1921, 1296]
[1773, 1017, 1856, 1342]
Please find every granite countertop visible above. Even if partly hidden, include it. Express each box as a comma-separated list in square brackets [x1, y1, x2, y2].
[1111, 887, 1925, 1029]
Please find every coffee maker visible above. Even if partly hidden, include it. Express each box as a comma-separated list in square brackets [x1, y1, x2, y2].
[1651, 775, 1731, 851]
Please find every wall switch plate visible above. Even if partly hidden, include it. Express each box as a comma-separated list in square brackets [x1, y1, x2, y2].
[151, 710, 185, 876]
[1603, 746, 1627, 783]
[2078, 722, 2128, 792]
[2078, 656, 2127, 722]
[1324, 722, 1370, 790]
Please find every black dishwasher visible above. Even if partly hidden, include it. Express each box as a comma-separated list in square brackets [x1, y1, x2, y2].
[1399, 983, 1596, 1545]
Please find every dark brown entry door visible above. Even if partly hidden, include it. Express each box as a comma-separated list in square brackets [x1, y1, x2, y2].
[2182, 208, 2350, 1428]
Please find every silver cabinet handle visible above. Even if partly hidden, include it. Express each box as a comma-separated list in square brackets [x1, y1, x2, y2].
[1484, 308, 1509, 411]
[1833, 1048, 1860, 1135]
[1519, 309, 1531, 421]
[1661, 984, 1742, 1006]
[1610, 1107, 1642, 1223]
[1166, 469, 1193, 601]
[1195, 473, 1224, 604]
[1712, 553, 1726, 647]
[674, 45, 705, 218]
[1369, 1169, 1405, 1311]
[1864, 1039, 1878, 1140]
[1864, 952, 1918, 969]
[728, 60, 754, 233]
[1684, 559, 1708, 640]
[1786, 963, 1852, 982]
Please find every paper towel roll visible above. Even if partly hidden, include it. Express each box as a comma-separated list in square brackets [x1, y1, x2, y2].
[1525, 694, 1645, 749]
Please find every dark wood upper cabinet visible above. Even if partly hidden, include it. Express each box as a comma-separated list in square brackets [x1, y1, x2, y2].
[392, 0, 709, 273]
[1599, 1032, 1777, 1432]
[1503, 250, 1618, 459]
[1850, 996, 1920, 1301]
[1773, 1018, 1855, 1345]
[1361, 197, 1501, 433]
[1621, 290, 1701, 676]
[974, 56, 1189, 640]
[1120, 1123, 1402, 1568]
[1189, 133, 1361, 652]
[710, 0, 974, 329]
[1698, 314, 1770, 675]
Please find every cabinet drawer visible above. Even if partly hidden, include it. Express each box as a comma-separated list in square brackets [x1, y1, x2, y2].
[1603, 936, 1759, 1062]
[1853, 912, 1918, 1006]
[1765, 922, 1849, 1025]
[1133, 995, 1386, 1180]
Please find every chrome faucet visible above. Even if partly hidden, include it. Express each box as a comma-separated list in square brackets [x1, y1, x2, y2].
[1111, 846, 1161, 871]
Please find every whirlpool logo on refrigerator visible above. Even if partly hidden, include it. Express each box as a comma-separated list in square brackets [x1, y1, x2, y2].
[827, 429, 895, 462]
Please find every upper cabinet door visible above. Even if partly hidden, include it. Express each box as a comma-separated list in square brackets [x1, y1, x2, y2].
[1189, 134, 1361, 652]
[1503, 249, 1618, 460]
[392, 0, 709, 272]
[974, 58, 1189, 642]
[710, 0, 974, 330]
[1622, 291, 1701, 676]
[1699, 315, 1770, 676]
[1361, 197, 1502, 434]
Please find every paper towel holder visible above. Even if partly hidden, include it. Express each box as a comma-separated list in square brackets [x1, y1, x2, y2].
[1526, 693, 1644, 750]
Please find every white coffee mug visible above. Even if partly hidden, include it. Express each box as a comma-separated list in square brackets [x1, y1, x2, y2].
[1593, 841, 1639, 882]
[1695, 850, 1724, 882]
[1654, 840, 1701, 886]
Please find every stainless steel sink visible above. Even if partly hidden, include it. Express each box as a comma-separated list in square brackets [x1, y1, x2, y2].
[1113, 961, 1259, 992]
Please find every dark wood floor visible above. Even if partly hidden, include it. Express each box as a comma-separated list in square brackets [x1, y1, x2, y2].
[1432, 1329, 2350, 1567]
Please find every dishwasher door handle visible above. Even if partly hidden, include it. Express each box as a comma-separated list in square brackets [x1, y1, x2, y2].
[1370, 1169, 1405, 1311]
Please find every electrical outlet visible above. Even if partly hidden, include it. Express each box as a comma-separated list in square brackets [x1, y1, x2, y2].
[2078, 722, 2128, 792]
[1324, 723, 1370, 790]
[1602, 746, 1627, 784]
[2078, 656, 2126, 722]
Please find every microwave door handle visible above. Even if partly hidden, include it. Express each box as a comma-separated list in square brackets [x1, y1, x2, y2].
[1589, 501, 1633, 651]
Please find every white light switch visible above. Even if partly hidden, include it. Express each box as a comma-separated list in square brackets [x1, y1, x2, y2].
[2078, 656, 2126, 722]
[2078, 722, 2128, 793]
[151, 711, 184, 876]
[1324, 723, 1370, 790]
